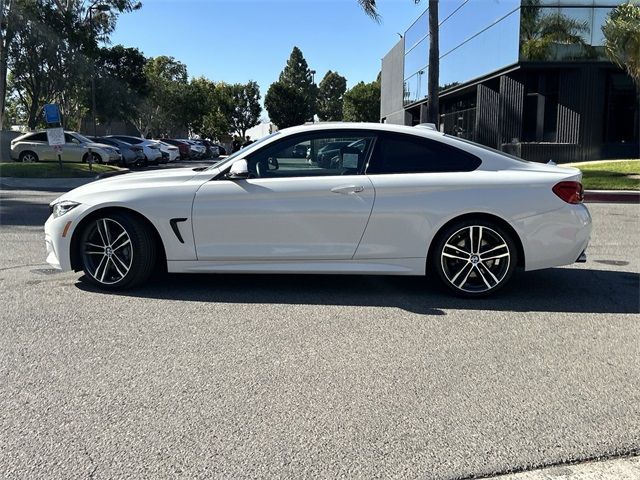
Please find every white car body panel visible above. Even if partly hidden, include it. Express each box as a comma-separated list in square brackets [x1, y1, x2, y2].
[44, 123, 592, 281]
[192, 175, 375, 260]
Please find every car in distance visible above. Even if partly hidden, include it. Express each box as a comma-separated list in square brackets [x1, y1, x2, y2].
[158, 141, 180, 162]
[88, 136, 145, 167]
[160, 138, 191, 160]
[44, 123, 591, 297]
[106, 135, 163, 165]
[11, 131, 121, 164]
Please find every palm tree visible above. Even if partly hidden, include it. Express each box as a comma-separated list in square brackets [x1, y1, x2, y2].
[359, 0, 439, 125]
[602, 1, 640, 154]
[520, 0, 590, 61]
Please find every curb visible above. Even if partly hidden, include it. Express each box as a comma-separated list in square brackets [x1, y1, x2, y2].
[584, 190, 640, 204]
[486, 455, 640, 479]
[0, 169, 130, 192]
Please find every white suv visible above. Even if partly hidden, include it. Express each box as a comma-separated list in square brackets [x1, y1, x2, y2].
[10, 131, 122, 164]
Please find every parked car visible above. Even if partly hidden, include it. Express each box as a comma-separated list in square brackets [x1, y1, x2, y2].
[178, 139, 206, 159]
[292, 144, 309, 158]
[160, 138, 190, 160]
[44, 122, 591, 297]
[10, 131, 121, 164]
[106, 135, 163, 164]
[157, 141, 180, 162]
[88, 136, 146, 167]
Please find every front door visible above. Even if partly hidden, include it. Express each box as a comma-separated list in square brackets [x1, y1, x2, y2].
[192, 131, 377, 261]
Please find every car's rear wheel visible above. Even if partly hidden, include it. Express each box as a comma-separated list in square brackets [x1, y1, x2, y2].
[19, 151, 39, 163]
[79, 212, 156, 290]
[432, 219, 517, 297]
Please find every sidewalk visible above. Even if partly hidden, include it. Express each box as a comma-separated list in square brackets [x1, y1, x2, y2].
[487, 455, 640, 479]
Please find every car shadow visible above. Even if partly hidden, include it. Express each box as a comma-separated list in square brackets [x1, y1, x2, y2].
[75, 267, 639, 315]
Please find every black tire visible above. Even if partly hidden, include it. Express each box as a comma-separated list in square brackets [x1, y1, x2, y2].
[431, 218, 518, 298]
[19, 151, 39, 163]
[78, 212, 157, 290]
[82, 152, 102, 164]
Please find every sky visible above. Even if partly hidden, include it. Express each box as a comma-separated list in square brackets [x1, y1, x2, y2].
[109, 0, 427, 98]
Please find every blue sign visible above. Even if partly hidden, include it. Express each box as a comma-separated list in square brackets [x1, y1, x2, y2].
[43, 104, 61, 124]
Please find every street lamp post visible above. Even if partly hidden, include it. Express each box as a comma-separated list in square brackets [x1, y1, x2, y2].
[310, 69, 316, 123]
[88, 4, 110, 137]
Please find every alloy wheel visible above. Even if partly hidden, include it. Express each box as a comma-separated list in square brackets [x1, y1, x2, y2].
[21, 152, 37, 163]
[440, 225, 511, 294]
[81, 218, 133, 285]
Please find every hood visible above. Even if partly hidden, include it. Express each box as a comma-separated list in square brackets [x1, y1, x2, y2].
[86, 141, 117, 150]
[53, 168, 206, 206]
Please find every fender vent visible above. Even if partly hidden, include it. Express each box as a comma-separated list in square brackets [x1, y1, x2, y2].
[169, 218, 188, 243]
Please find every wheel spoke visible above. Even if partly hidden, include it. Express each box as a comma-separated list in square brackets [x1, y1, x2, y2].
[481, 243, 508, 256]
[111, 252, 130, 275]
[444, 243, 470, 256]
[85, 241, 105, 249]
[442, 252, 470, 261]
[469, 227, 474, 255]
[457, 263, 474, 288]
[85, 250, 104, 255]
[476, 226, 483, 254]
[110, 231, 127, 247]
[95, 222, 107, 246]
[99, 257, 110, 282]
[450, 261, 472, 285]
[109, 257, 126, 278]
[102, 219, 112, 244]
[93, 255, 107, 280]
[112, 238, 131, 251]
[474, 264, 492, 289]
[481, 262, 500, 285]
[482, 252, 510, 261]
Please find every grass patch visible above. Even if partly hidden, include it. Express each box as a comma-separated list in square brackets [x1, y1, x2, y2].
[566, 159, 640, 191]
[0, 161, 121, 178]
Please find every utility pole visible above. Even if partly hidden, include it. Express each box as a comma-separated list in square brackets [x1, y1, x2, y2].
[426, 0, 440, 127]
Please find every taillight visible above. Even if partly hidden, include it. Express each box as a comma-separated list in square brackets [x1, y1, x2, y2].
[553, 181, 584, 204]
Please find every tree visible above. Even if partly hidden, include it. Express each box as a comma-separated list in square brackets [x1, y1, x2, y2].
[265, 82, 309, 129]
[343, 80, 380, 122]
[1, 0, 141, 129]
[602, 1, 640, 154]
[93, 45, 147, 133]
[317, 71, 347, 121]
[133, 55, 188, 137]
[186, 77, 232, 141]
[265, 46, 317, 127]
[228, 81, 262, 138]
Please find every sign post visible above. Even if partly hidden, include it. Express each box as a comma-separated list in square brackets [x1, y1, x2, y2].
[46, 127, 65, 170]
[43, 104, 63, 169]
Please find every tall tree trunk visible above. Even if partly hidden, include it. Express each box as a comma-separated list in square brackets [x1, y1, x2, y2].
[426, 0, 439, 127]
[0, 48, 7, 130]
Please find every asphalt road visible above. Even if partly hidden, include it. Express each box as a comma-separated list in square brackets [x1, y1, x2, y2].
[1, 188, 639, 479]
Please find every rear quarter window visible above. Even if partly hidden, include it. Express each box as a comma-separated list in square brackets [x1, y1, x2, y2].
[366, 132, 481, 174]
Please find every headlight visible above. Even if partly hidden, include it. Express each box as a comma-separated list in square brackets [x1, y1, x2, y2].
[52, 200, 80, 218]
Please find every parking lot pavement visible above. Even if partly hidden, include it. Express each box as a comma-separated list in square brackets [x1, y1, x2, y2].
[1, 189, 639, 479]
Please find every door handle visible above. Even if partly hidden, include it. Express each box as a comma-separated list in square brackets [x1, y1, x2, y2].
[331, 185, 364, 195]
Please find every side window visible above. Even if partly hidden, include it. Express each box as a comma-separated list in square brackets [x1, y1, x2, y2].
[26, 132, 47, 142]
[247, 132, 375, 179]
[64, 133, 78, 143]
[366, 133, 481, 174]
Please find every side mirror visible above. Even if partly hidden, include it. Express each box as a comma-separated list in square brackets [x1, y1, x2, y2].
[268, 157, 279, 170]
[72, 138, 80, 144]
[228, 159, 249, 179]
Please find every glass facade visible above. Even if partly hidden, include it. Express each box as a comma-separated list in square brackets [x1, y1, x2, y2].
[402, 0, 632, 106]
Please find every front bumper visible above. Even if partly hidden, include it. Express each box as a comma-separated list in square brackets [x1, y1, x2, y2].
[44, 203, 92, 272]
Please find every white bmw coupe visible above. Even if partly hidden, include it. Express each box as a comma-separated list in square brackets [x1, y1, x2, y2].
[45, 123, 591, 297]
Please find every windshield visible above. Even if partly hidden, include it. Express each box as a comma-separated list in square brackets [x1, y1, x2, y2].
[73, 132, 94, 144]
[207, 132, 281, 171]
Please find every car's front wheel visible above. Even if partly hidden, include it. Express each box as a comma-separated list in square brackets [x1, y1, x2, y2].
[432, 219, 517, 297]
[19, 151, 39, 163]
[79, 212, 157, 289]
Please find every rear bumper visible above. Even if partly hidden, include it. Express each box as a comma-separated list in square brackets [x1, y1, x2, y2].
[514, 203, 592, 271]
